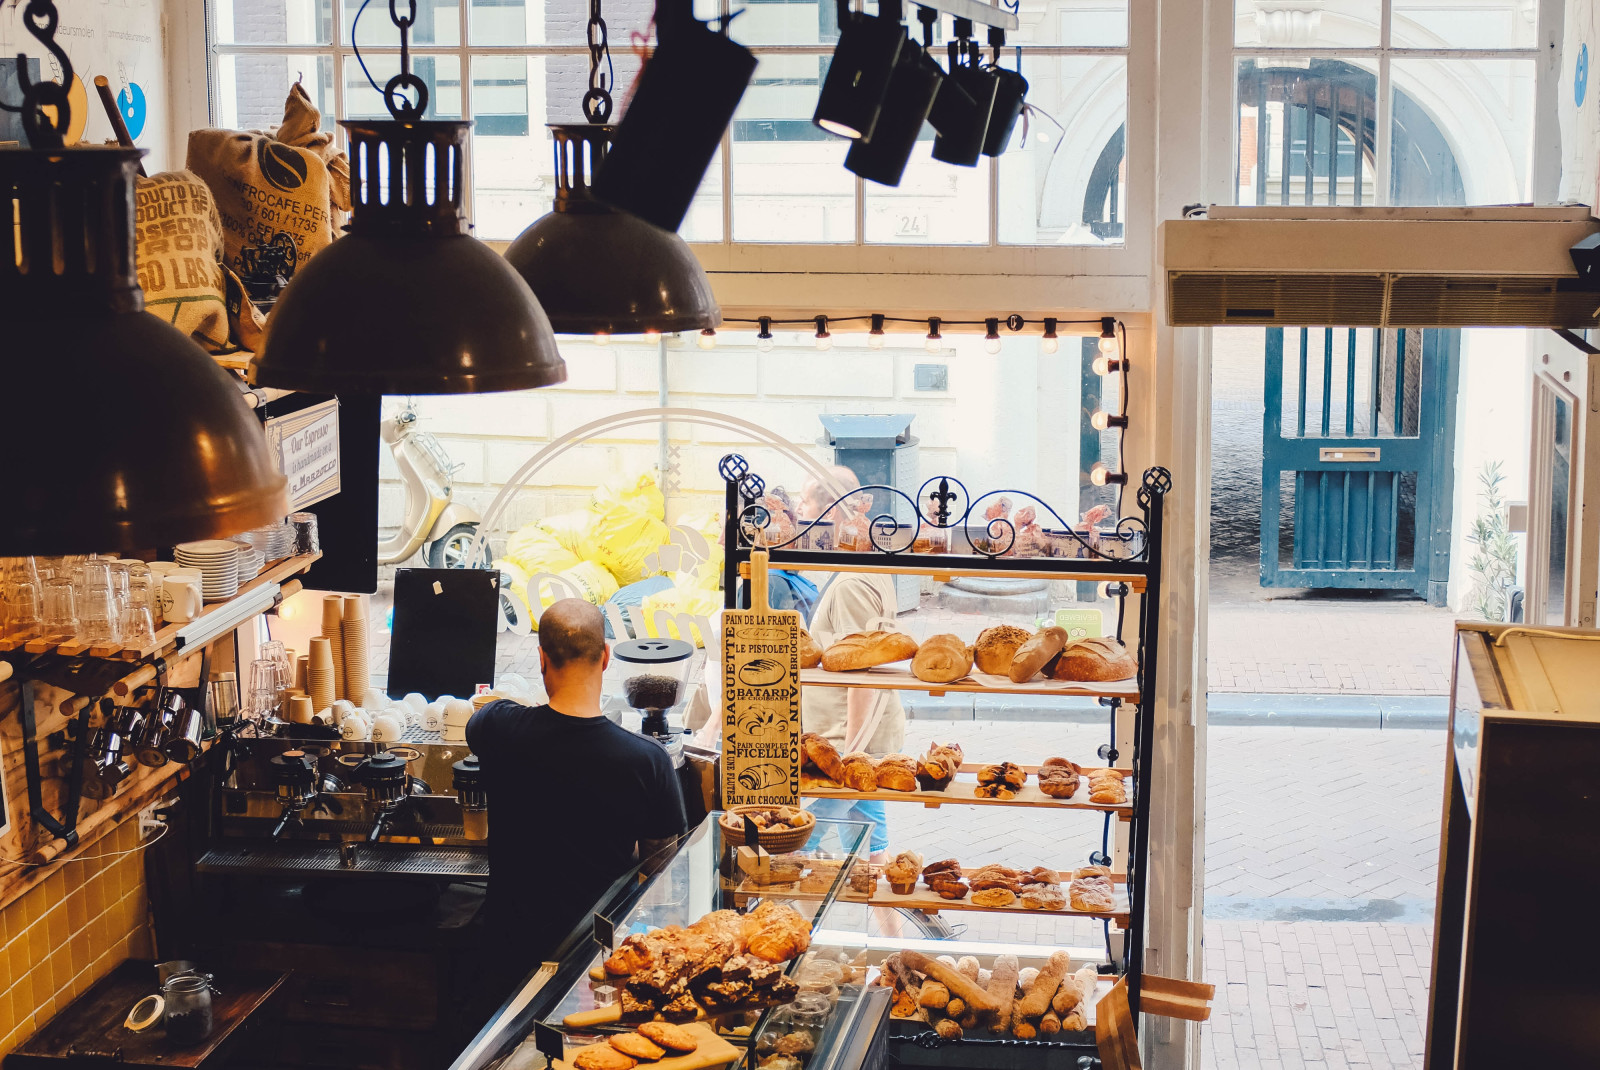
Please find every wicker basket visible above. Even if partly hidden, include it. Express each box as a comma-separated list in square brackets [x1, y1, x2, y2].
[719, 807, 817, 854]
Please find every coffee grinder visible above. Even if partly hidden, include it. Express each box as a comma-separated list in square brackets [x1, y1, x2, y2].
[612, 638, 694, 762]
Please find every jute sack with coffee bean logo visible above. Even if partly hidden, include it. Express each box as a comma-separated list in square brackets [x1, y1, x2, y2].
[186, 82, 351, 285]
[133, 170, 266, 355]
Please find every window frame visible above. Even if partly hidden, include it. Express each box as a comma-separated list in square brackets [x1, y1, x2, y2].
[203, 0, 1155, 280]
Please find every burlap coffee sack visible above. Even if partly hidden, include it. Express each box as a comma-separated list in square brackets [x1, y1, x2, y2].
[186, 83, 349, 284]
[133, 170, 232, 352]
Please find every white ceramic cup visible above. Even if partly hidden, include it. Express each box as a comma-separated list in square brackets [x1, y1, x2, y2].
[162, 575, 204, 623]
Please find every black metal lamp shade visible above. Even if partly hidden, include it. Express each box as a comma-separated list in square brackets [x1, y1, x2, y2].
[844, 39, 943, 187]
[1, 147, 288, 556]
[981, 66, 1029, 156]
[813, 5, 906, 141]
[592, 7, 757, 234]
[250, 120, 567, 394]
[508, 125, 720, 335]
[931, 44, 997, 167]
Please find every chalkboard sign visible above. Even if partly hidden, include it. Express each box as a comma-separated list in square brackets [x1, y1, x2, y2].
[388, 568, 500, 701]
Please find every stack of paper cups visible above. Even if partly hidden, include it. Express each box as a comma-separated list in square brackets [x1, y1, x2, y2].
[294, 655, 309, 695]
[308, 636, 336, 713]
[321, 595, 346, 701]
[288, 694, 315, 724]
[342, 594, 370, 699]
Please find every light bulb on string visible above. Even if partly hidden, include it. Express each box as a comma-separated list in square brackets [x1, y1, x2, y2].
[1096, 580, 1130, 600]
[698, 328, 717, 350]
[593, 331, 611, 347]
[983, 317, 1001, 355]
[1093, 353, 1123, 377]
[814, 315, 832, 350]
[1040, 316, 1058, 355]
[1098, 316, 1119, 354]
[1090, 463, 1127, 487]
[868, 313, 886, 349]
[1091, 411, 1128, 431]
[925, 317, 942, 353]
[757, 316, 774, 353]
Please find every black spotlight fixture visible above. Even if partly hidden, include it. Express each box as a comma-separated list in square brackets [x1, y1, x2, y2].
[931, 19, 998, 167]
[2, 1, 288, 555]
[813, 0, 906, 141]
[594, 0, 757, 232]
[980, 27, 1028, 157]
[844, 3, 945, 187]
[252, 1, 565, 393]
[508, 0, 727, 334]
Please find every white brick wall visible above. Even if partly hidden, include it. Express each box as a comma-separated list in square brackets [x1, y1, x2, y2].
[378, 333, 1085, 558]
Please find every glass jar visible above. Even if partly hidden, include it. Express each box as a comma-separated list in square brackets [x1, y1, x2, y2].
[162, 973, 214, 1045]
[793, 958, 845, 1004]
[767, 991, 830, 1062]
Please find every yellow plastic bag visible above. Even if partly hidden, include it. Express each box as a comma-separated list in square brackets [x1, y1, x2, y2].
[592, 470, 666, 520]
[505, 524, 582, 576]
[526, 560, 620, 629]
[639, 586, 722, 647]
[586, 503, 670, 586]
[536, 509, 602, 557]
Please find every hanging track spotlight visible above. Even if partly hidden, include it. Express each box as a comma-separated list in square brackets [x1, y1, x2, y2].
[980, 27, 1028, 157]
[931, 21, 997, 167]
[253, 1, 565, 393]
[813, 0, 907, 141]
[593, 0, 757, 232]
[3, 4, 287, 554]
[845, 4, 944, 187]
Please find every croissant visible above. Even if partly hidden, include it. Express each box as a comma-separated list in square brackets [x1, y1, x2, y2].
[801, 732, 846, 783]
[841, 752, 878, 791]
[741, 901, 811, 963]
[798, 628, 824, 669]
[876, 753, 918, 792]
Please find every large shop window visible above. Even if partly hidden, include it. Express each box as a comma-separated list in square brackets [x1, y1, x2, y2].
[1231, 0, 1538, 207]
[208, 0, 1129, 245]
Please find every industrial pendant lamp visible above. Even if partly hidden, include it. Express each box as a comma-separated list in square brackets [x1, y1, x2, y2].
[1, 1, 287, 556]
[507, 0, 729, 334]
[844, 3, 944, 187]
[250, 0, 566, 393]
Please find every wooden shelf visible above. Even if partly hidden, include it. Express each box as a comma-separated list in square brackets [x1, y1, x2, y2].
[801, 771, 1132, 817]
[746, 554, 1147, 591]
[852, 883, 1130, 925]
[801, 665, 1139, 701]
[0, 553, 320, 662]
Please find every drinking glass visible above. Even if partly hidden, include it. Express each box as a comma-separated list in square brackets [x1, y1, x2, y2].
[2, 558, 43, 636]
[246, 657, 284, 720]
[78, 585, 121, 645]
[41, 577, 77, 640]
[259, 640, 293, 690]
[128, 575, 159, 626]
[107, 561, 132, 615]
[119, 601, 157, 647]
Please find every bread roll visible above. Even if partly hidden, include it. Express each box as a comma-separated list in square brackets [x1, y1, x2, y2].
[876, 753, 918, 791]
[841, 752, 877, 791]
[799, 628, 823, 669]
[910, 633, 973, 683]
[821, 631, 920, 671]
[1008, 626, 1069, 683]
[972, 625, 1030, 675]
[801, 732, 846, 782]
[1050, 637, 1137, 682]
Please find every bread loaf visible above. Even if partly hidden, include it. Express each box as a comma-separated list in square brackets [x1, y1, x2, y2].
[799, 629, 823, 669]
[910, 633, 973, 683]
[801, 732, 846, 782]
[841, 752, 877, 791]
[972, 625, 1030, 675]
[1050, 637, 1137, 682]
[876, 754, 918, 792]
[821, 631, 920, 671]
[1008, 626, 1069, 683]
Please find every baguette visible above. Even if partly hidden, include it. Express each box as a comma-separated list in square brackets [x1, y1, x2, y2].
[1038, 1011, 1061, 1035]
[944, 998, 966, 1019]
[899, 951, 1000, 1013]
[984, 954, 1019, 1033]
[821, 631, 919, 671]
[1017, 950, 1071, 1019]
[918, 982, 951, 1010]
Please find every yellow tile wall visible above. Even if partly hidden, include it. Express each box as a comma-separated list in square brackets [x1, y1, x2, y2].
[0, 822, 154, 1058]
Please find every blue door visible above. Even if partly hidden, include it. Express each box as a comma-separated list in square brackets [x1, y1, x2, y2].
[1260, 327, 1459, 603]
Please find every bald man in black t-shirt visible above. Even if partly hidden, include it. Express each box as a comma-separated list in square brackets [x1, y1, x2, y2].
[467, 599, 687, 977]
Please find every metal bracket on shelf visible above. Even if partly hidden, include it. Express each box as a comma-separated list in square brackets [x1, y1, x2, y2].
[912, 0, 1018, 30]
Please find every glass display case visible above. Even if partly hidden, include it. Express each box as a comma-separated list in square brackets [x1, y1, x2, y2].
[451, 813, 871, 1070]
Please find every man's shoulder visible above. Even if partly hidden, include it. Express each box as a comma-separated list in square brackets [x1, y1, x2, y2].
[598, 722, 674, 771]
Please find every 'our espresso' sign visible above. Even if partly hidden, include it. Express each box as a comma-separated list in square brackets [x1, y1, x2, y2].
[265, 398, 341, 510]
[722, 554, 802, 808]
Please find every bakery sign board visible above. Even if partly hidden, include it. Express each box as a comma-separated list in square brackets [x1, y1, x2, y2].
[722, 553, 802, 808]
[264, 398, 341, 510]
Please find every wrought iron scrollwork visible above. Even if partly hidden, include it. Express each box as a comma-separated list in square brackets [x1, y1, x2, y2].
[724, 465, 1170, 563]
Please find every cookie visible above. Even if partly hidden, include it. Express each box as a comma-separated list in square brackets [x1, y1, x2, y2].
[609, 1034, 667, 1061]
[970, 887, 1016, 908]
[573, 1045, 637, 1070]
[637, 1022, 699, 1053]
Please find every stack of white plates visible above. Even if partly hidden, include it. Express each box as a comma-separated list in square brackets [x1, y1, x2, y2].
[175, 540, 241, 602]
[227, 536, 267, 581]
[253, 521, 294, 562]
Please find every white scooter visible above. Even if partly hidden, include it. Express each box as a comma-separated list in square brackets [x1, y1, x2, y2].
[377, 404, 484, 569]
